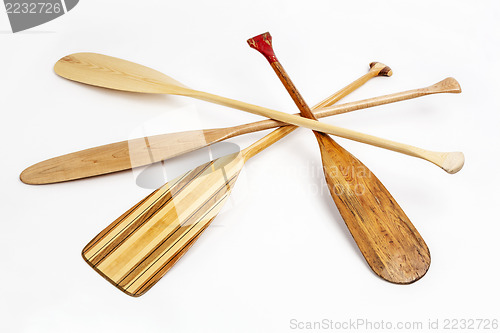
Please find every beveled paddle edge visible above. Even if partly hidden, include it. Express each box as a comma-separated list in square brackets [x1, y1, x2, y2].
[317, 135, 431, 284]
[82, 251, 139, 297]
[82, 222, 210, 297]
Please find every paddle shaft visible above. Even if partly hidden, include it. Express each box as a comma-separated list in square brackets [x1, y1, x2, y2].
[229, 77, 460, 137]
[158, 70, 464, 172]
[179, 87, 455, 165]
[241, 63, 382, 160]
[130, 86, 464, 171]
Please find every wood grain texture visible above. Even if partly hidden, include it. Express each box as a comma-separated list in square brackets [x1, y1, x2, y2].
[316, 135, 430, 282]
[20, 129, 231, 184]
[83, 153, 245, 297]
[54, 53, 188, 94]
[82, 62, 382, 296]
[53, 53, 464, 172]
[248, 31, 430, 283]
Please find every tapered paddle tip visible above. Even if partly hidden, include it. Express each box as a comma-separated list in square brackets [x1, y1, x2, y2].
[428, 77, 462, 94]
[54, 54, 79, 76]
[376, 260, 430, 285]
[54, 52, 188, 93]
[20, 166, 39, 185]
[20, 160, 66, 185]
[442, 152, 465, 174]
[81, 250, 144, 297]
[369, 62, 393, 77]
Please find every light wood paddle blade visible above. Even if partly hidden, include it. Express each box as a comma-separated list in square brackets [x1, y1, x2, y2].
[20, 129, 229, 184]
[82, 151, 245, 297]
[54, 53, 187, 94]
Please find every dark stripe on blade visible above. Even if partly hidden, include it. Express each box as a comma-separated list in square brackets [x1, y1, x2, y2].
[126, 191, 231, 294]
[119, 173, 239, 292]
[87, 160, 215, 265]
[133, 217, 215, 297]
[83, 192, 154, 254]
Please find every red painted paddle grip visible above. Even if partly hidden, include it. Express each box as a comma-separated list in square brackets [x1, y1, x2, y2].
[247, 32, 278, 63]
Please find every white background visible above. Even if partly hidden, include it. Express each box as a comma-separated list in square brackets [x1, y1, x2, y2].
[1, 1, 499, 332]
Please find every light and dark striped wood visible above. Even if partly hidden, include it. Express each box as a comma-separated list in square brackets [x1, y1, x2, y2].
[248, 32, 431, 284]
[82, 61, 386, 296]
[82, 153, 244, 296]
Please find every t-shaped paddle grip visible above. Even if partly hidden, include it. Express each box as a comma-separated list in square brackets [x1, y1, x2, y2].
[247, 32, 278, 63]
[369, 62, 393, 77]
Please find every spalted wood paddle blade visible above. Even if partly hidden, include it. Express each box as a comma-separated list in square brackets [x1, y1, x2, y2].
[54, 52, 187, 94]
[20, 128, 235, 184]
[82, 152, 245, 297]
[315, 133, 430, 284]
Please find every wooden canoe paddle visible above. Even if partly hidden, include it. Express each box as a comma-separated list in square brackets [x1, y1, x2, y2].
[82, 62, 389, 297]
[248, 32, 430, 284]
[20, 77, 461, 185]
[53, 53, 464, 172]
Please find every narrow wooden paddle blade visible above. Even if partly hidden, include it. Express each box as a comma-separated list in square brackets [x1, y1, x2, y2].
[54, 52, 187, 94]
[82, 152, 245, 297]
[316, 133, 430, 283]
[20, 129, 235, 184]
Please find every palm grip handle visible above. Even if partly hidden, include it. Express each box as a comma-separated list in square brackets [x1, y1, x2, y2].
[248, 32, 317, 119]
[247, 32, 278, 63]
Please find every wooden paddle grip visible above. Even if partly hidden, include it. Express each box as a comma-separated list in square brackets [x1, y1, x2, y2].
[247, 32, 277, 63]
[369, 62, 393, 77]
[249, 32, 317, 120]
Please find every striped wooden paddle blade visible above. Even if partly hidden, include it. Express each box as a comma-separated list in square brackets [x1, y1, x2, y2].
[82, 151, 245, 297]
